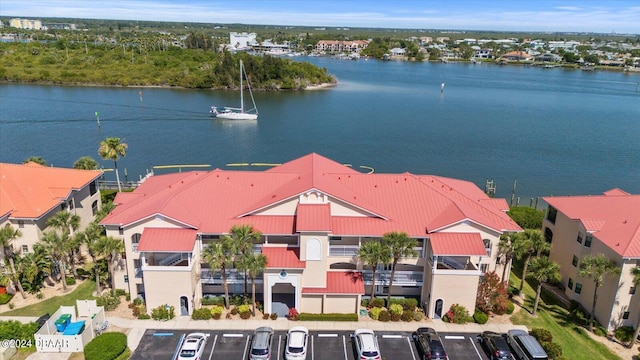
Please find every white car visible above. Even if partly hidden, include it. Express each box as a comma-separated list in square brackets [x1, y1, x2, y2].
[352, 329, 381, 360]
[285, 326, 309, 360]
[178, 332, 209, 360]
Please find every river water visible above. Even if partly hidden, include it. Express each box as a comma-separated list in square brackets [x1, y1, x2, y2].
[1, 57, 639, 202]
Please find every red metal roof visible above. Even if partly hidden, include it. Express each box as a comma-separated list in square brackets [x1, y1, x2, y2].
[101, 153, 521, 236]
[544, 190, 640, 257]
[429, 232, 487, 256]
[263, 246, 305, 269]
[296, 204, 331, 232]
[137, 228, 197, 252]
[302, 271, 364, 294]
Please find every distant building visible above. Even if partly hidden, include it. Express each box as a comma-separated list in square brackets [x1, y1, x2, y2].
[436, 37, 450, 43]
[500, 51, 533, 61]
[229, 32, 257, 50]
[44, 23, 77, 30]
[315, 40, 369, 53]
[9, 18, 43, 30]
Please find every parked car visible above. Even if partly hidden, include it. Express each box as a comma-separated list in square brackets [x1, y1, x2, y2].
[352, 329, 381, 360]
[413, 327, 448, 360]
[285, 326, 309, 360]
[506, 329, 548, 360]
[178, 333, 209, 360]
[478, 331, 513, 360]
[250, 327, 274, 360]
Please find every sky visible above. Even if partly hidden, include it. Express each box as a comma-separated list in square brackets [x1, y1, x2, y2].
[1, 0, 639, 34]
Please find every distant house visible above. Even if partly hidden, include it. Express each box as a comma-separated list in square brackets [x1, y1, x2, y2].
[536, 53, 561, 62]
[500, 51, 533, 61]
[473, 49, 493, 59]
[389, 48, 406, 56]
[0, 162, 103, 257]
[315, 40, 369, 53]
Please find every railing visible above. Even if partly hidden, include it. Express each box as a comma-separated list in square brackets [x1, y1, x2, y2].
[329, 245, 359, 256]
[200, 268, 264, 284]
[132, 243, 138, 252]
[97, 180, 140, 191]
[439, 256, 467, 270]
[157, 253, 188, 266]
[134, 268, 143, 278]
[362, 270, 423, 284]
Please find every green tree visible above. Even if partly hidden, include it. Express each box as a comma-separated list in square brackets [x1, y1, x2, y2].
[629, 266, 640, 348]
[75, 222, 104, 295]
[17, 244, 51, 294]
[497, 232, 526, 283]
[40, 230, 70, 291]
[226, 224, 261, 297]
[46, 211, 81, 278]
[201, 240, 233, 309]
[517, 229, 551, 296]
[96, 235, 124, 294]
[382, 231, 417, 306]
[23, 156, 47, 165]
[242, 253, 267, 316]
[358, 239, 391, 301]
[73, 156, 99, 170]
[0, 226, 27, 299]
[507, 207, 544, 229]
[98, 137, 128, 192]
[579, 254, 621, 332]
[527, 257, 561, 316]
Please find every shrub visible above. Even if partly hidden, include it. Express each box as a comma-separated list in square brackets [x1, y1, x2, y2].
[477, 271, 509, 314]
[614, 326, 634, 343]
[361, 298, 370, 307]
[542, 341, 563, 359]
[288, 308, 299, 320]
[240, 311, 251, 319]
[403, 298, 418, 311]
[371, 298, 385, 308]
[505, 301, 515, 315]
[96, 293, 120, 311]
[263, 313, 270, 320]
[84, 332, 127, 360]
[413, 311, 423, 321]
[192, 308, 212, 320]
[115, 289, 127, 297]
[594, 327, 607, 337]
[443, 304, 471, 324]
[378, 310, 390, 322]
[298, 313, 358, 321]
[389, 303, 404, 315]
[210, 305, 223, 319]
[370, 307, 383, 320]
[0, 320, 38, 348]
[238, 304, 251, 314]
[202, 295, 225, 306]
[401, 311, 414, 322]
[230, 307, 239, 315]
[137, 313, 150, 319]
[151, 304, 175, 321]
[390, 312, 401, 322]
[125, 293, 131, 301]
[133, 298, 143, 306]
[530, 328, 553, 343]
[473, 310, 489, 324]
[270, 313, 278, 320]
[0, 293, 14, 305]
[65, 277, 76, 286]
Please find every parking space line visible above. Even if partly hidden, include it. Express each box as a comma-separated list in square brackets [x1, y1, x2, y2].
[242, 335, 250, 360]
[382, 334, 403, 339]
[311, 333, 314, 360]
[223, 333, 244, 337]
[342, 335, 348, 360]
[317, 333, 339, 337]
[469, 336, 483, 359]
[406, 336, 417, 360]
[207, 334, 217, 360]
[171, 334, 185, 360]
[277, 335, 282, 360]
[445, 335, 465, 340]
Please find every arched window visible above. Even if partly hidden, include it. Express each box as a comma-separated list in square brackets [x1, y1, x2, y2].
[91, 200, 99, 215]
[483, 239, 491, 256]
[131, 233, 142, 252]
[306, 238, 321, 261]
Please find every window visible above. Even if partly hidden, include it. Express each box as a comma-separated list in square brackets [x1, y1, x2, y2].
[90, 181, 98, 196]
[544, 227, 554, 243]
[572, 255, 578, 267]
[61, 202, 67, 211]
[17, 220, 24, 228]
[92, 200, 99, 216]
[575, 283, 582, 294]
[568, 278, 573, 290]
[585, 235, 593, 248]
[631, 287, 636, 295]
[483, 239, 492, 257]
[131, 233, 142, 252]
[22, 245, 29, 253]
[576, 233, 583, 244]
[546, 206, 558, 224]
[496, 256, 501, 265]
[68, 200, 74, 210]
[306, 238, 322, 261]
[329, 236, 342, 241]
[624, 311, 630, 320]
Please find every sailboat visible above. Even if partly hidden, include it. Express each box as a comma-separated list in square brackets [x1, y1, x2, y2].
[210, 60, 258, 120]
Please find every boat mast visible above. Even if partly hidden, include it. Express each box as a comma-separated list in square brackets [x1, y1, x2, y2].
[240, 60, 244, 113]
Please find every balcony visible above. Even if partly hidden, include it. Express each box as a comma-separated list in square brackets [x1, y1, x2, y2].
[142, 252, 191, 267]
[329, 245, 359, 257]
[431, 256, 480, 275]
[200, 268, 263, 285]
[362, 270, 423, 286]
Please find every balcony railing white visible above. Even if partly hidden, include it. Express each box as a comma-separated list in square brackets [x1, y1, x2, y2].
[362, 270, 423, 285]
[157, 253, 188, 266]
[329, 245, 359, 256]
[200, 268, 263, 284]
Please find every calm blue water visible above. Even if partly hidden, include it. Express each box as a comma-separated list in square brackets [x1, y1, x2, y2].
[1, 58, 639, 202]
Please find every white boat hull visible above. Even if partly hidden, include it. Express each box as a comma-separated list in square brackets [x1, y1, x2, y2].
[214, 112, 258, 120]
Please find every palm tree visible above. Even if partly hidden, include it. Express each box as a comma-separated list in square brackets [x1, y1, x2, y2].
[95, 202, 116, 223]
[225, 224, 261, 297]
[47, 211, 81, 278]
[579, 254, 621, 332]
[382, 231, 417, 307]
[40, 230, 69, 291]
[358, 239, 391, 302]
[527, 257, 561, 316]
[18, 244, 52, 294]
[73, 156, 99, 170]
[75, 223, 104, 295]
[202, 240, 233, 309]
[23, 156, 46, 165]
[498, 232, 523, 283]
[516, 229, 550, 296]
[242, 252, 267, 316]
[96, 236, 124, 294]
[98, 137, 128, 192]
[629, 266, 640, 348]
[0, 226, 27, 299]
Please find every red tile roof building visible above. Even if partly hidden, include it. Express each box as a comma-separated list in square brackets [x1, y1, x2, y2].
[543, 189, 640, 331]
[101, 153, 521, 317]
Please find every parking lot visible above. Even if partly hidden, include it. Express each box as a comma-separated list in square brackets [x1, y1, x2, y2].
[130, 329, 492, 360]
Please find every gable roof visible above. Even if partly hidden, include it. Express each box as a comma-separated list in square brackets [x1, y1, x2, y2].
[0, 162, 102, 219]
[429, 232, 487, 256]
[263, 246, 305, 269]
[101, 153, 521, 236]
[543, 189, 640, 257]
[302, 271, 364, 294]
[137, 228, 197, 252]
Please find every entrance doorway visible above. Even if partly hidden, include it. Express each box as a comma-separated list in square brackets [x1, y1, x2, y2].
[180, 296, 189, 316]
[434, 299, 444, 319]
[271, 283, 295, 317]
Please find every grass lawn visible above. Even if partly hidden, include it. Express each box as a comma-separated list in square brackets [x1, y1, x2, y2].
[509, 264, 620, 360]
[0, 280, 97, 317]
